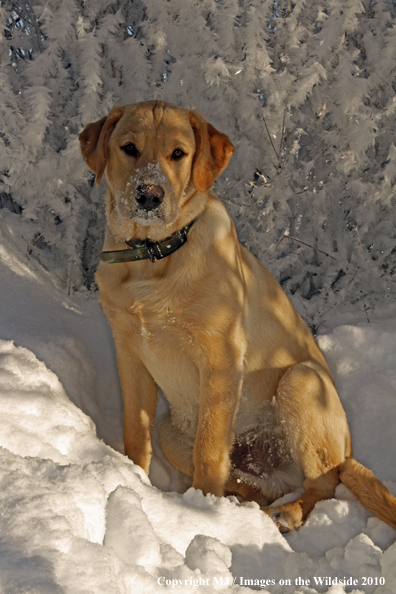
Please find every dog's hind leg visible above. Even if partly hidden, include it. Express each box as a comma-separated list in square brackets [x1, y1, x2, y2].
[262, 469, 340, 533]
[261, 361, 352, 532]
[158, 411, 269, 504]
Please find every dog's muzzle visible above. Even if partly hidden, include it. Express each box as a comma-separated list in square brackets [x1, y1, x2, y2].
[135, 184, 165, 212]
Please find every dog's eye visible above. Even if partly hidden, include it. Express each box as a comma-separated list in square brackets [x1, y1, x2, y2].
[121, 143, 139, 158]
[171, 148, 185, 160]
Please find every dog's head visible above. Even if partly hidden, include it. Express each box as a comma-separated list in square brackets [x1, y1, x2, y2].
[79, 100, 234, 241]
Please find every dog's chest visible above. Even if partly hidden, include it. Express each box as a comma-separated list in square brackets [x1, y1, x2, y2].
[131, 303, 201, 431]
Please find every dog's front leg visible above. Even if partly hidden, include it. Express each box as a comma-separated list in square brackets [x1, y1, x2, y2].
[193, 367, 242, 497]
[113, 332, 158, 474]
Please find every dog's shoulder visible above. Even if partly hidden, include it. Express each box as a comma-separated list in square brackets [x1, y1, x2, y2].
[199, 191, 232, 234]
[190, 191, 239, 259]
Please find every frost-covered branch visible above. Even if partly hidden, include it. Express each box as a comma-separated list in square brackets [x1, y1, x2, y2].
[0, 0, 394, 319]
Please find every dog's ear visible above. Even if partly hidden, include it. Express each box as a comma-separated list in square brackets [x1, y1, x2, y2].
[189, 110, 234, 193]
[79, 106, 124, 184]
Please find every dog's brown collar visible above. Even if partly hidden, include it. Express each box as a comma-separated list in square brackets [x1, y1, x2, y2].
[99, 220, 195, 264]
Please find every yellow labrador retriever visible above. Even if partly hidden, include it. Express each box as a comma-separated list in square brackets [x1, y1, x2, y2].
[80, 100, 396, 532]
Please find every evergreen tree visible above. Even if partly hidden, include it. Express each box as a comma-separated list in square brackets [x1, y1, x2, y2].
[0, 0, 394, 325]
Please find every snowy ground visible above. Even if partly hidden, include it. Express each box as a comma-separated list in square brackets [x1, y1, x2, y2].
[0, 208, 395, 594]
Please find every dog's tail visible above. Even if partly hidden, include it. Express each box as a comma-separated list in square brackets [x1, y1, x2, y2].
[339, 457, 396, 529]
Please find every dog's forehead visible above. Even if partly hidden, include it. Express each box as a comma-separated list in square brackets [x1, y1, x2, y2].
[114, 102, 194, 141]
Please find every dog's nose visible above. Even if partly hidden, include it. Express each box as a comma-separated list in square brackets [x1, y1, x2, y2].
[135, 184, 165, 212]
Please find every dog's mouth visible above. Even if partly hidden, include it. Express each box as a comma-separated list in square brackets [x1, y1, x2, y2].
[130, 206, 166, 225]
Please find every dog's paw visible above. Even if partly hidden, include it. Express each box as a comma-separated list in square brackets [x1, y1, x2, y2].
[261, 505, 302, 534]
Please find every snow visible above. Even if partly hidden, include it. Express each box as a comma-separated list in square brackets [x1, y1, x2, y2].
[0, 209, 395, 594]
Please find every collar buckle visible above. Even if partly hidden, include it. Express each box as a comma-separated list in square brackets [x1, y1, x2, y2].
[146, 242, 158, 263]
